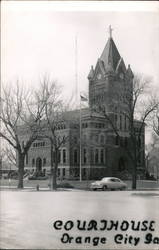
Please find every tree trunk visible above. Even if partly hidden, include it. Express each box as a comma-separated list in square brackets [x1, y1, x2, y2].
[17, 153, 25, 189]
[132, 158, 137, 190]
[52, 150, 58, 190]
[50, 141, 54, 190]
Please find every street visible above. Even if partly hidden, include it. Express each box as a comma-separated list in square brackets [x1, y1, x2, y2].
[0, 190, 159, 249]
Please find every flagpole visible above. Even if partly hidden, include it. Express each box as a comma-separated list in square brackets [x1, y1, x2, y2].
[79, 96, 82, 182]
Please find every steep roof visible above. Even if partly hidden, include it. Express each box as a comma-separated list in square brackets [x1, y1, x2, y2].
[100, 37, 122, 71]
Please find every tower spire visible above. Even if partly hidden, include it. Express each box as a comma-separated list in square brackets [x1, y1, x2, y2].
[108, 25, 113, 38]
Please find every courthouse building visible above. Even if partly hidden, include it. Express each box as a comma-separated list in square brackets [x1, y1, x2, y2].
[21, 30, 145, 180]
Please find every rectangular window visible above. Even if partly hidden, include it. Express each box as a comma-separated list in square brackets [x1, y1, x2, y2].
[95, 149, 99, 164]
[124, 115, 127, 131]
[100, 149, 104, 164]
[63, 168, 65, 176]
[120, 115, 122, 130]
[115, 114, 118, 128]
[83, 149, 87, 164]
[74, 149, 78, 164]
[63, 149, 66, 163]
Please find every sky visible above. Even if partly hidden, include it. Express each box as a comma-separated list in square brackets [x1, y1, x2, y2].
[1, 1, 159, 143]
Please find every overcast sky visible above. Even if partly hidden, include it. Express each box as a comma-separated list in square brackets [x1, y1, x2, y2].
[1, 1, 159, 142]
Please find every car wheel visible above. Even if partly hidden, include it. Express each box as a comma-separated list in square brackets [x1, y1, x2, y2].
[103, 185, 107, 191]
[93, 188, 97, 191]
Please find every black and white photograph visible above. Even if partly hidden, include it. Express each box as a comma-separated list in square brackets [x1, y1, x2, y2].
[0, 1, 159, 249]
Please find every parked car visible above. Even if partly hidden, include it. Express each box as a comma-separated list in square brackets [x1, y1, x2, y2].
[90, 177, 127, 191]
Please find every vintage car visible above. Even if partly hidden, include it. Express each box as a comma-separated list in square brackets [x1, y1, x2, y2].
[90, 177, 127, 191]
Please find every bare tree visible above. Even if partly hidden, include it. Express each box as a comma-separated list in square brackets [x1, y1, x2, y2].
[3, 143, 16, 168]
[145, 133, 159, 177]
[153, 106, 159, 137]
[94, 74, 158, 189]
[38, 76, 69, 190]
[0, 82, 46, 188]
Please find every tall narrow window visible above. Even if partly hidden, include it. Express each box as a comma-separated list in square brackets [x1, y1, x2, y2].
[115, 114, 118, 128]
[63, 168, 65, 176]
[63, 149, 66, 163]
[100, 135, 104, 144]
[43, 158, 46, 166]
[120, 115, 122, 130]
[100, 149, 104, 164]
[95, 149, 99, 164]
[124, 115, 127, 131]
[83, 148, 87, 164]
[74, 149, 78, 164]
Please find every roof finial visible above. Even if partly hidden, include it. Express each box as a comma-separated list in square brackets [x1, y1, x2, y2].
[108, 25, 113, 38]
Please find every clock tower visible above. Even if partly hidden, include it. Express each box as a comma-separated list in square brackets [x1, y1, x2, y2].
[88, 27, 134, 119]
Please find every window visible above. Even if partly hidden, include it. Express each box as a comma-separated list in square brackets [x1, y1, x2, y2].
[120, 115, 122, 130]
[115, 114, 118, 128]
[74, 149, 78, 164]
[58, 168, 60, 176]
[83, 148, 87, 164]
[43, 158, 46, 166]
[95, 149, 99, 164]
[124, 115, 127, 131]
[63, 149, 66, 163]
[100, 135, 104, 144]
[95, 135, 98, 143]
[100, 149, 104, 164]
[63, 168, 65, 176]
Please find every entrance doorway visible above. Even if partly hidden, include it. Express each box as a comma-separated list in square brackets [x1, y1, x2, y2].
[36, 157, 42, 173]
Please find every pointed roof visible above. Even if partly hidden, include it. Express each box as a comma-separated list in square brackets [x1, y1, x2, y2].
[88, 65, 94, 79]
[100, 37, 122, 71]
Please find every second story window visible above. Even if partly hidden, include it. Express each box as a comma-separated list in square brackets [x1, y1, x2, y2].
[63, 149, 66, 163]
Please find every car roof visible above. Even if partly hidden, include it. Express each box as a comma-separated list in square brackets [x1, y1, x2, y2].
[102, 177, 121, 180]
